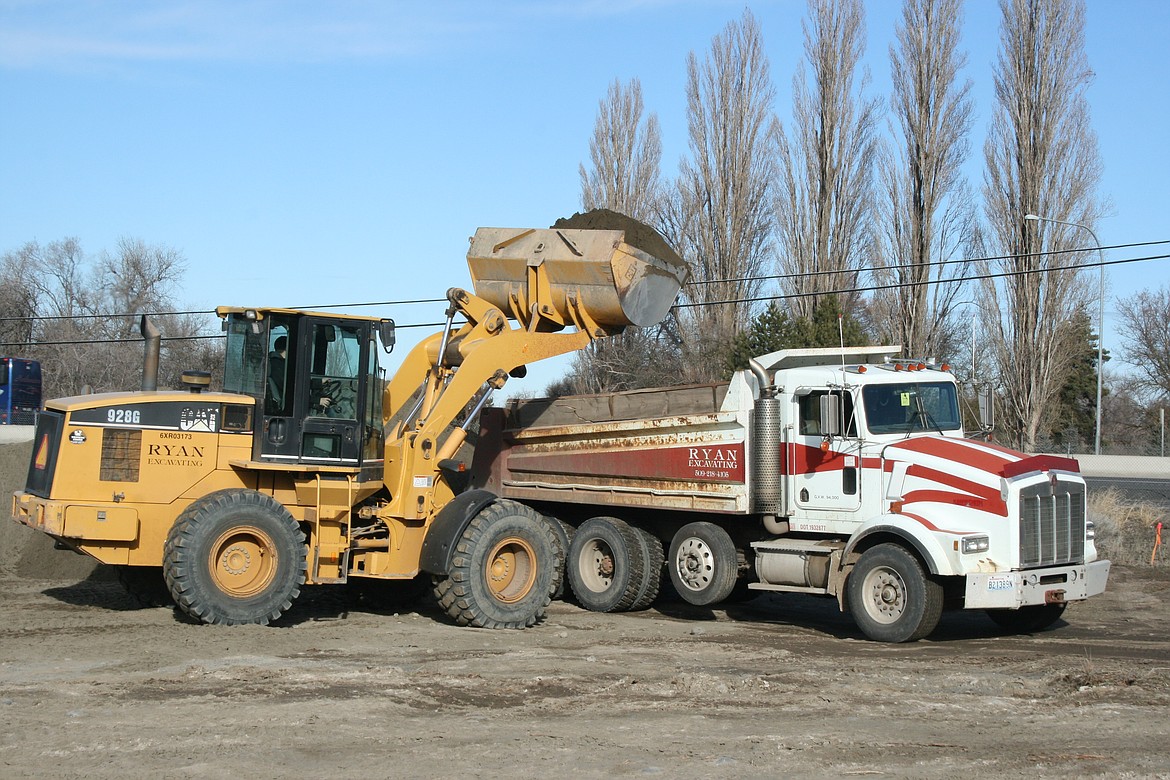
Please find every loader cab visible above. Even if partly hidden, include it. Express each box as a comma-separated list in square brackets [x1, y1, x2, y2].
[220, 308, 394, 467]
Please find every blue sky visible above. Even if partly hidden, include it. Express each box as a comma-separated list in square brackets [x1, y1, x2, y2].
[2, 0, 1167, 396]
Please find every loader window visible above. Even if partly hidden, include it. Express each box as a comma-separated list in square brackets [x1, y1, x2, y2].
[265, 318, 296, 416]
[308, 323, 361, 419]
[223, 317, 268, 399]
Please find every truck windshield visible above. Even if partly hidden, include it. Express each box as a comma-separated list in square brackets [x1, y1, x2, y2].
[862, 381, 961, 435]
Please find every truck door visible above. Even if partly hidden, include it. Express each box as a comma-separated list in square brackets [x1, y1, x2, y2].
[791, 389, 863, 512]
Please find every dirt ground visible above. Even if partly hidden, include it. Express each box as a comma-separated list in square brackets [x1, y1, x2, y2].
[3, 444, 1170, 779]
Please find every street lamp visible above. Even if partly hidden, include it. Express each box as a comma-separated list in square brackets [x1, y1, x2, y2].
[1024, 213, 1105, 455]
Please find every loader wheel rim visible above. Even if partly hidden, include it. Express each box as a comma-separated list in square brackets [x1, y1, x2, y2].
[485, 536, 537, 604]
[861, 565, 906, 625]
[208, 526, 279, 598]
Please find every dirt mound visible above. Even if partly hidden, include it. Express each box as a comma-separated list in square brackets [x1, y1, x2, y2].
[552, 209, 685, 271]
[0, 441, 97, 581]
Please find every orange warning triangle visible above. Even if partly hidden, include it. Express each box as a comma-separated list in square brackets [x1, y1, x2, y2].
[34, 433, 49, 470]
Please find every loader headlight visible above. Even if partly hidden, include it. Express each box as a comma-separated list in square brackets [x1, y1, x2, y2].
[961, 535, 990, 554]
[1086, 520, 1096, 541]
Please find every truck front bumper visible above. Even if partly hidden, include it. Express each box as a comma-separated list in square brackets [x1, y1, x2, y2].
[963, 559, 1110, 610]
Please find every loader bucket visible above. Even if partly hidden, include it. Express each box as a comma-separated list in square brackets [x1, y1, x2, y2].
[466, 212, 688, 330]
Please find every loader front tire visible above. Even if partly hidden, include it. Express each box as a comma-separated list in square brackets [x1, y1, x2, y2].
[434, 500, 560, 629]
[163, 489, 307, 626]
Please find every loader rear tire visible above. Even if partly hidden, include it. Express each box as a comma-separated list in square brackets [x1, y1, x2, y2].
[163, 489, 307, 626]
[668, 522, 738, 606]
[567, 517, 646, 613]
[434, 500, 560, 629]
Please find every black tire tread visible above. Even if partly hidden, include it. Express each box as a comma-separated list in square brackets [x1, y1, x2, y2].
[433, 500, 560, 629]
[567, 516, 646, 613]
[846, 543, 943, 643]
[163, 488, 307, 626]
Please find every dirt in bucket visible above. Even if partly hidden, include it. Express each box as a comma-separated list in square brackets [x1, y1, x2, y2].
[552, 209, 685, 271]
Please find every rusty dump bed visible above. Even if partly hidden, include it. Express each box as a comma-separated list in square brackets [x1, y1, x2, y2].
[472, 382, 757, 515]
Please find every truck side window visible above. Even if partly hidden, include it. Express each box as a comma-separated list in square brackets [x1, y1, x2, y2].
[797, 390, 857, 437]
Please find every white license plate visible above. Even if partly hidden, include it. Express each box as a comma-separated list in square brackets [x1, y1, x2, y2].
[988, 576, 1015, 591]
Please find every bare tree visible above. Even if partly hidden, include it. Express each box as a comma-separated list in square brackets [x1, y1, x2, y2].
[554, 78, 679, 395]
[1117, 285, 1170, 402]
[870, 0, 976, 359]
[579, 78, 662, 225]
[2, 238, 220, 398]
[664, 9, 782, 382]
[980, 0, 1103, 450]
[775, 0, 881, 321]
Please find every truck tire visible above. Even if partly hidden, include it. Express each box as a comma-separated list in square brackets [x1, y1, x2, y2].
[434, 500, 561, 629]
[115, 566, 175, 608]
[567, 516, 647, 613]
[629, 527, 664, 611]
[847, 543, 943, 643]
[985, 603, 1067, 633]
[668, 522, 738, 606]
[162, 489, 307, 626]
[548, 517, 573, 601]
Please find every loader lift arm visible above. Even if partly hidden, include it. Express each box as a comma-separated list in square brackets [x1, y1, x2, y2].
[381, 223, 687, 521]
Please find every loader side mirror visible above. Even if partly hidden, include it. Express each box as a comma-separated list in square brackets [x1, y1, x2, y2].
[819, 394, 841, 437]
[379, 319, 396, 353]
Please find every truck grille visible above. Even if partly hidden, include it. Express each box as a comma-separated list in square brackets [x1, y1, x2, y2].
[1019, 481, 1085, 568]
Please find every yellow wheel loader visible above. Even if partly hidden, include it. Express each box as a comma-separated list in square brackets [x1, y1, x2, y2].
[12, 214, 687, 627]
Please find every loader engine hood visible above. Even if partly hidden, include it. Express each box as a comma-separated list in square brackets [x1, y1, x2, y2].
[880, 436, 1081, 517]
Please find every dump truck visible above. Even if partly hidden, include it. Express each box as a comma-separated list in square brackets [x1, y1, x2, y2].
[472, 346, 1111, 642]
[12, 216, 687, 628]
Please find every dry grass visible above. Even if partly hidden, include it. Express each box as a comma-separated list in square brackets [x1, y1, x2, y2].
[1089, 488, 1167, 566]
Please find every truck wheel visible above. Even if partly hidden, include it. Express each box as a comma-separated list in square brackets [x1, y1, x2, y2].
[163, 489, 307, 626]
[847, 544, 943, 643]
[434, 500, 560, 629]
[629, 527, 664, 611]
[668, 522, 738, 606]
[567, 516, 646, 612]
[985, 603, 1067, 633]
[115, 566, 175, 608]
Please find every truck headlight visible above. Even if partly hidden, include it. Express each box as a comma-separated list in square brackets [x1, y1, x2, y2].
[1086, 520, 1095, 541]
[961, 535, 990, 554]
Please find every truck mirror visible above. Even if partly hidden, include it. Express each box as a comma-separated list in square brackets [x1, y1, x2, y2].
[976, 384, 995, 431]
[819, 394, 841, 437]
[379, 319, 396, 353]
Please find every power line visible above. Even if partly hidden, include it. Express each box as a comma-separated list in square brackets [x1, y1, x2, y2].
[3, 248, 1166, 349]
[674, 250, 1170, 308]
[684, 239, 1170, 286]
